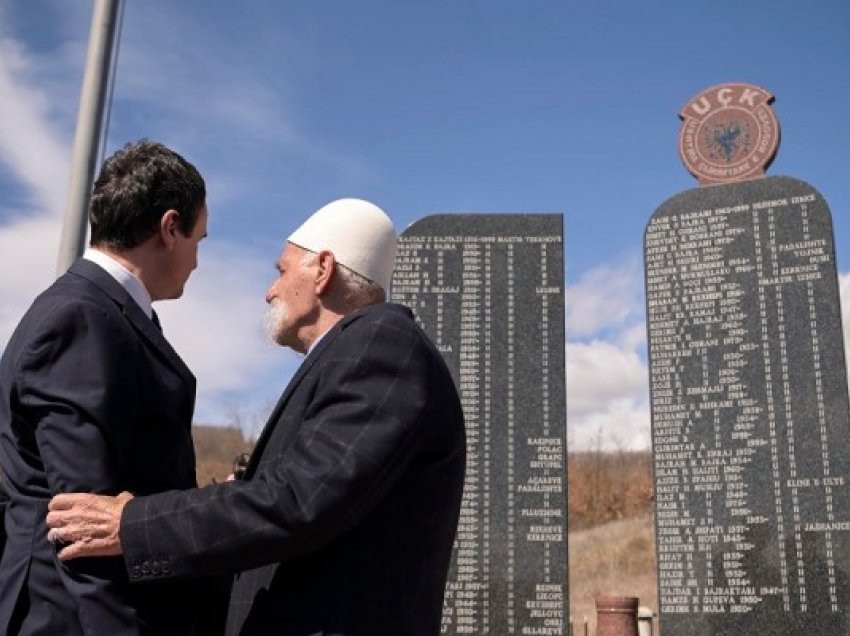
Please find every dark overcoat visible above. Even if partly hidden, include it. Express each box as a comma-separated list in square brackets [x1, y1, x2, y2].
[0, 259, 209, 635]
[121, 302, 466, 635]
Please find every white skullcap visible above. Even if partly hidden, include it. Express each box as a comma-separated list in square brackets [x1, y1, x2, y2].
[287, 198, 397, 291]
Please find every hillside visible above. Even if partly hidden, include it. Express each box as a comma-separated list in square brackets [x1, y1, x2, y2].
[193, 426, 656, 524]
[568, 450, 657, 632]
[192, 425, 254, 485]
[568, 450, 654, 529]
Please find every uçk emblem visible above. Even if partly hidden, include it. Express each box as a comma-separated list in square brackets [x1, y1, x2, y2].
[678, 82, 780, 186]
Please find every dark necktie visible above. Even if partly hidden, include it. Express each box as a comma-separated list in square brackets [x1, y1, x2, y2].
[151, 309, 162, 332]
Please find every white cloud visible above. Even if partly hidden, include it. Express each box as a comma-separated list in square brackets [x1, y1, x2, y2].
[0, 29, 77, 215]
[566, 339, 650, 451]
[566, 257, 651, 451]
[566, 255, 644, 338]
[0, 21, 73, 343]
[567, 339, 647, 415]
[155, 240, 299, 428]
[156, 242, 274, 392]
[568, 397, 651, 453]
[0, 216, 62, 342]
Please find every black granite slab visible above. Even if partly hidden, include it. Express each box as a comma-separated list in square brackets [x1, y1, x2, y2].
[392, 214, 568, 635]
[644, 176, 850, 635]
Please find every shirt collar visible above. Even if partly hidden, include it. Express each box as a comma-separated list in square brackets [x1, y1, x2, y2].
[306, 326, 333, 356]
[83, 248, 154, 319]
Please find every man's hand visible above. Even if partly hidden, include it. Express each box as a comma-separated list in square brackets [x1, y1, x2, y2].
[46, 491, 133, 560]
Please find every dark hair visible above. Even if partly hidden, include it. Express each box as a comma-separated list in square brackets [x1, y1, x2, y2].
[89, 139, 206, 249]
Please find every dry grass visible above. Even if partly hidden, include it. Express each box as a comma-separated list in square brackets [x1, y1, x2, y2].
[568, 450, 654, 530]
[567, 450, 658, 633]
[192, 425, 253, 485]
[569, 515, 658, 635]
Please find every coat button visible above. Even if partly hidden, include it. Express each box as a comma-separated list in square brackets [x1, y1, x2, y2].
[130, 566, 142, 578]
[162, 560, 172, 574]
[141, 562, 151, 575]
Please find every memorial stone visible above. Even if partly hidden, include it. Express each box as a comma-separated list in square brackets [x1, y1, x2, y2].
[392, 214, 568, 635]
[645, 83, 850, 635]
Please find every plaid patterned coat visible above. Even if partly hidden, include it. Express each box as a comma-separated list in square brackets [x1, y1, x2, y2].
[121, 302, 466, 635]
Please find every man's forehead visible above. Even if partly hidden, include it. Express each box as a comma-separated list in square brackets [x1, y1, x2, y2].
[280, 242, 305, 264]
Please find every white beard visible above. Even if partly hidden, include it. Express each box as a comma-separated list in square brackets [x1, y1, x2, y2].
[264, 299, 289, 344]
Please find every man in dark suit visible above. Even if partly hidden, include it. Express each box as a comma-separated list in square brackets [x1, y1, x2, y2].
[0, 140, 213, 635]
[47, 198, 467, 635]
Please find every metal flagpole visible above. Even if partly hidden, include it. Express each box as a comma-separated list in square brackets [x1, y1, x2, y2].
[55, 0, 124, 276]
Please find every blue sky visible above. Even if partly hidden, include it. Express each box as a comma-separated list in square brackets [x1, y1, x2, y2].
[1, 0, 848, 448]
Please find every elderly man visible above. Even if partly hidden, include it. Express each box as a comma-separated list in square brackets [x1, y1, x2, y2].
[0, 140, 214, 635]
[48, 198, 467, 636]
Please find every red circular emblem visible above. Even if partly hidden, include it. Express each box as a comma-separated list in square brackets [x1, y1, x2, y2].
[678, 82, 780, 186]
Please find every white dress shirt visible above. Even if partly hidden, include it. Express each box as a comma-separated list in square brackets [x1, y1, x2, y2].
[83, 249, 154, 320]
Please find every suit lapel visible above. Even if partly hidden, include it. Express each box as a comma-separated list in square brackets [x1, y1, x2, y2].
[67, 259, 194, 384]
[245, 310, 365, 477]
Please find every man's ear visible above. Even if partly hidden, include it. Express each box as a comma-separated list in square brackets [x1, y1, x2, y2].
[159, 210, 180, 249]
[315, 250, 336, 295]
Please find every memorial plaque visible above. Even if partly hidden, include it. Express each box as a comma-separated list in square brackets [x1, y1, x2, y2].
[645, 176, 850, 635]
[392, 214, 568, 635]
[678, 82, 779, 186]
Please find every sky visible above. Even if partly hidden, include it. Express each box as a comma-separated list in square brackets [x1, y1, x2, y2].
[0, 0, 848, 450]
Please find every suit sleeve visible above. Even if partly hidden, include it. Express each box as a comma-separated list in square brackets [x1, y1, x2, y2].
[121, 311, 432, 580]
[18, 300, 144, 634]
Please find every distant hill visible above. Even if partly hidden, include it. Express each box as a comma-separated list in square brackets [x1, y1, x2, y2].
[192, 424, 255, 485]
[568, 450, 653, 529]
[191, 426, 654, 529]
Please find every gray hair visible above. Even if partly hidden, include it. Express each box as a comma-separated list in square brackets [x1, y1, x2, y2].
[301, 250, 385, 308]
